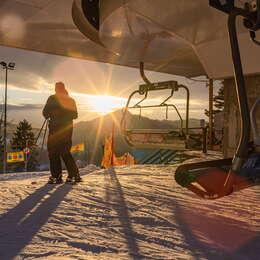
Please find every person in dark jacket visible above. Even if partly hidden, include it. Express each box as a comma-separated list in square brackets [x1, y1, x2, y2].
[43, 82, 82, 184]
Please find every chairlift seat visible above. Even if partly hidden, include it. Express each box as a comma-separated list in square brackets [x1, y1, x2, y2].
[125, 128, 183, 135]
[124, 128, 186, 150]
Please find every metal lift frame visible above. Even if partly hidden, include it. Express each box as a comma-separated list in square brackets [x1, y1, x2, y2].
[210, 0, 260, 171]
[174, 0, 260, 199]
[121, 62, 191, 148]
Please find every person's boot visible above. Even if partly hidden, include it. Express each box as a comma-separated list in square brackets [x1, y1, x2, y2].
[56, 175, 63, 184]
[48, 176, 56, 184]
[74, 172, 83, 183]
[65, 176, 74, 183]
[75, 175, 83, 183]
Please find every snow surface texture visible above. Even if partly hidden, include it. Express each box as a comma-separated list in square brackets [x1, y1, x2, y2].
[0, 156, 259, 260]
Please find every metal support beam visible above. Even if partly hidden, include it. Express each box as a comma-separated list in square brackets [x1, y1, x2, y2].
[1, 61, 15, 174]
[140, 61, 152, 86]
[208, 78, 214, 150]
[179, 85, 190, 136]
[3, 67, 7, 174]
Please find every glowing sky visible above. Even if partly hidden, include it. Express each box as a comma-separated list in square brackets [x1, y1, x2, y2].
[0, 46, 220, 127]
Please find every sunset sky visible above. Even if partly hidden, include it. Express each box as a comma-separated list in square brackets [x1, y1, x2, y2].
[0, 45, 220, 127]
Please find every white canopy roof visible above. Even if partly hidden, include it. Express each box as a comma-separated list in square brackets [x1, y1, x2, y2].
[0, 0, 259, 79]
[0, 1, 114, 65]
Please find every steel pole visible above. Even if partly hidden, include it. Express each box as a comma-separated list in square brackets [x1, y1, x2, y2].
[25, 140, 28, 172]
[179, 85, 190, 136]
[208, 78, 214, 150]
[3, 67, 8, 174]
[24, 152, 27, 172]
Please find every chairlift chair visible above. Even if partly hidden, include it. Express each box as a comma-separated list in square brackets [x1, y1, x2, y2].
[175, 0, 260, 199]
[121, 62, 208, 152]
[122, 64, 192, 150]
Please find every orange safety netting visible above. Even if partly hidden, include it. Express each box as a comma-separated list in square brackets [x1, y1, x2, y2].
[101, 136, 135, 169]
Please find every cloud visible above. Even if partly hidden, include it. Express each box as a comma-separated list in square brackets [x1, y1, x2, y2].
[0, 46, 217, 101]
[0, 103, 42, 111]
[0, 46, 61, 91]
[0, 45, 221, 128]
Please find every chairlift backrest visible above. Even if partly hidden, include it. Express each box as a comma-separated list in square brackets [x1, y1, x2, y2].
[121, 82, 189, 133]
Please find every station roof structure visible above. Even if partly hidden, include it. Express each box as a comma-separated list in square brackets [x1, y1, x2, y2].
[0, 0, 259, 79]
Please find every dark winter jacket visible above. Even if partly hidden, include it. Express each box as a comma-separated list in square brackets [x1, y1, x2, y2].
[43, 94, 78, 134]
[43, 93, 78, 152]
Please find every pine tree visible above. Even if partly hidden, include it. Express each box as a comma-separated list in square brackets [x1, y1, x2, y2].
[11, 119, 38, 171]
[205, 85, 224, 117]
[213, 85, 224, 113]
[11, 119, 34, 149]
[204, 85, 225, 146]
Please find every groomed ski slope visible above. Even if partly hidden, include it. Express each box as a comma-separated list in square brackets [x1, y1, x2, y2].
[0, 155, 259, 260]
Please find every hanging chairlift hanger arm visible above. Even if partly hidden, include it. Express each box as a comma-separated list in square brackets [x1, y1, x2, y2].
[121, 61, 152, 129]
[140, 61, 152, 88]
[139, 62, 179, 93]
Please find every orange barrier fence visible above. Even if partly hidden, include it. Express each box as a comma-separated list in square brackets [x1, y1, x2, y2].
[101, 135, 135, 169]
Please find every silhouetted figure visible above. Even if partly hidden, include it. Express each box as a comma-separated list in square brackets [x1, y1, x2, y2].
[43, 82, 81, 184]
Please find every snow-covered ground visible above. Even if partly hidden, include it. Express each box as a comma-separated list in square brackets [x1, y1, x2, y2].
[0, 156, 259, 260]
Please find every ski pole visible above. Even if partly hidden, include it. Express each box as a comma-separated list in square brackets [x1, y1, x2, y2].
[40, 119, 48, 152]
[35, 119, 47, 145]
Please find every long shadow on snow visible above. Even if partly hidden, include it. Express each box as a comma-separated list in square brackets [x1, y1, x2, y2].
[172, 203, 231, 260]
[172, 198, 259, 260]
[234, 234, 260, 259]
[105, 167, 143, 260]
[0, 184, 72, 260]
[68, 241, 119, 254]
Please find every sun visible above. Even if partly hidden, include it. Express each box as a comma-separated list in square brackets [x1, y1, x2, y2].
[89, 95, 125, 115]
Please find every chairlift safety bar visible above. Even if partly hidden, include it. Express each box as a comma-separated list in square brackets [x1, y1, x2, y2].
[128, 104, 184, 132]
